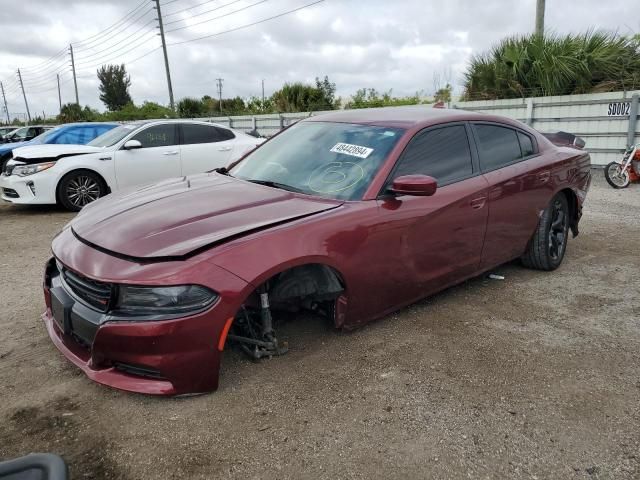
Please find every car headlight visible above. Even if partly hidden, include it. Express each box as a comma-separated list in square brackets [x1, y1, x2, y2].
[13, 162, 55, 176]
[115, 285, 218, 316]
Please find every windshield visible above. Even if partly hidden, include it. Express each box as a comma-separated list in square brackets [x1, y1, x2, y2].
[231, 122, 405, 200]
[88, 124, 138, 147]
[10, 127, 29, 140]
[29, 126, 63, 145]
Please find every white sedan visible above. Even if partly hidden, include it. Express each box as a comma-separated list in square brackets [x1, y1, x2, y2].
[0, 120, 263, 211]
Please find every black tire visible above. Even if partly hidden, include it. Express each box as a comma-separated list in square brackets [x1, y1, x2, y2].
[521, 193, 570, 271]
[57, 170, 107, 212]
[604, 161, 630, 189]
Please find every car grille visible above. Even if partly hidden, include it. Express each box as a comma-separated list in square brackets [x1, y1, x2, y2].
[60, 265, 113, 312]
[114, 363, 165, 380]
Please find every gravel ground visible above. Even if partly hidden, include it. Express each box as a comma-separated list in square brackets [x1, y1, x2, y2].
[0, 172, 639, 479]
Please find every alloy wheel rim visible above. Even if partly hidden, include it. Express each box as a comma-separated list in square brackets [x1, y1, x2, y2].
[548, 200, 567, 261]
[66, 176, 100, 207]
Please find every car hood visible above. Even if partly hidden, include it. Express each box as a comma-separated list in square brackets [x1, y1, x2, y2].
[0, 140, 29, 154]
[69, 173, 342, 260]
[12, 143, 104, 160]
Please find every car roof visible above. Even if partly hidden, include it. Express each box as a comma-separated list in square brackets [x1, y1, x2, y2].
[58, 122, 120, 127]
[305, 106, 492, 128]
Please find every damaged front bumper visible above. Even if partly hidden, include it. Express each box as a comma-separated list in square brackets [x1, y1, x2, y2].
[42, 233, 251, 395]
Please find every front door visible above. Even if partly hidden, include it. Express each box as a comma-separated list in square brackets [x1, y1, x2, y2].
[114, 123, 182, 190]
[370, 123, 489, 315]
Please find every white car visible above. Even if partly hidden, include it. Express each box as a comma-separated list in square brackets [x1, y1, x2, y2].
[0, 120, 263, 211]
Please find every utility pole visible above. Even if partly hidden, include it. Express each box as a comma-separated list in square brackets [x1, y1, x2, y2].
[0, 81, 9, 124]
[69, 44, 79, 104]
[261, 79, 265, 105]
[154, 0, 175, 110]
[16, 69, 31, 123]
[216, 78, 224, 112]
[56, 74, 62, 111]
[535, 0, 545, 36]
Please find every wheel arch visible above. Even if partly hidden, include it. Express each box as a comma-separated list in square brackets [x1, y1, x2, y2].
[235, 258, 348, 324]
[55, 168, 112, 204]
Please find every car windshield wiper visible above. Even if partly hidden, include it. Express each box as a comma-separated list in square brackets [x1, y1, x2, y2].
[246, 179, 307, 194]
[213, 167, 233, 176]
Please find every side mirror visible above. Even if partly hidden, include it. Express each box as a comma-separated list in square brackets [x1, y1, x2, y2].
[123, 139, 142, 150]
[389, 175, 438, 196]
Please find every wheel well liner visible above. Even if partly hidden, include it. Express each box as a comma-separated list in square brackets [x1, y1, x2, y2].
[267, 263, 345, 303]
[558, 188, 580, 237]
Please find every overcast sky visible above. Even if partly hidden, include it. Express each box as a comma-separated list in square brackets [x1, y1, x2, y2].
[0, 0, 636, 119]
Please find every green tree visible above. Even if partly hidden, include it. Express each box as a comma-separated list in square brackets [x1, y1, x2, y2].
[434, 83, 452, 103]
[58, 103, 87, 122]
[271, 76, 339, 112]
[177, 97, 206, 118]
[463, 31, 640, 100]
[344, 88, 425, 109]
[97, 64, 133, 111]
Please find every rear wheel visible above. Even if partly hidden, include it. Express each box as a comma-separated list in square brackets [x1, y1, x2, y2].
[604, 161, 630, 188]
[521, 193, 569, 271]
[57, 170, 106, 211]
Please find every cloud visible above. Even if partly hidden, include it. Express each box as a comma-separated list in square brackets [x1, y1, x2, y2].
[0, 0, 635, 119]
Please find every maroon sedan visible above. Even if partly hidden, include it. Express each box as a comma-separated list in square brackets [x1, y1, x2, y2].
[42, 108, 591, 395]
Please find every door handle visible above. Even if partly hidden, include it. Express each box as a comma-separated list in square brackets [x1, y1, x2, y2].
[163, 151, 178, 156]
[217, 146, 232, 152]
[470, 197, 487, 209]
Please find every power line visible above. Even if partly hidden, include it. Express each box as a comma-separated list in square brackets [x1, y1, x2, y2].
[73, 0, 149, 48]
[75, 22, 158, 62]
[164, 0, 218, 18]
[75, 32, 159, 69]
[165, 0, 270, 33]
[74, 6, 156, 53]
[19, 47, 69, 73]
[164, 0, 245, 26]
[168, 0, 325, 46]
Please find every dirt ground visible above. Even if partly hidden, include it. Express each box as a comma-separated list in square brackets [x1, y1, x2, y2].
[0, 172, 638, 479]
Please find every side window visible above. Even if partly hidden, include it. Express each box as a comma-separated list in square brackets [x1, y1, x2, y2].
[131, 124, 177, 148]
[518, 131, 535, 157]
[215, 126, 235, 141]
[392, 125, 473, 185]
[182, 124, 224, 144]
[473, 124, 522, 172]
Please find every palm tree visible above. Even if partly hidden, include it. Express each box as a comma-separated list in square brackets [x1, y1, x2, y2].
[463, 31, 640, 100]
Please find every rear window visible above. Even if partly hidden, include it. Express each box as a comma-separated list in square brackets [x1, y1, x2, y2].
[518, 131, 535, 157]
[182, 124, 235, 144]
[474, 124, 522, 172]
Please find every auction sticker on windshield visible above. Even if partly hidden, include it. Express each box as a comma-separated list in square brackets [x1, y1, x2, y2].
[330, 143, 374, 159]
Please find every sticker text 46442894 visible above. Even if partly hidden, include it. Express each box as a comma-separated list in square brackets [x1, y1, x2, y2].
[330, 143, 374, 159]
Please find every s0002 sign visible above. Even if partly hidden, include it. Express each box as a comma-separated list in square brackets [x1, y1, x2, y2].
[607, 102, 630, 116]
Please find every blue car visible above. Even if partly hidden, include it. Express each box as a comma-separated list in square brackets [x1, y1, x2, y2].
[0, 122, 119, 171]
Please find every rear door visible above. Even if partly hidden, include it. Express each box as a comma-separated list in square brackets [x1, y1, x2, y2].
[113, 123, 181, 189]
[374, 123, 489, 310]
[471, 122, 553, 269]
[179, 123, 236, 175]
